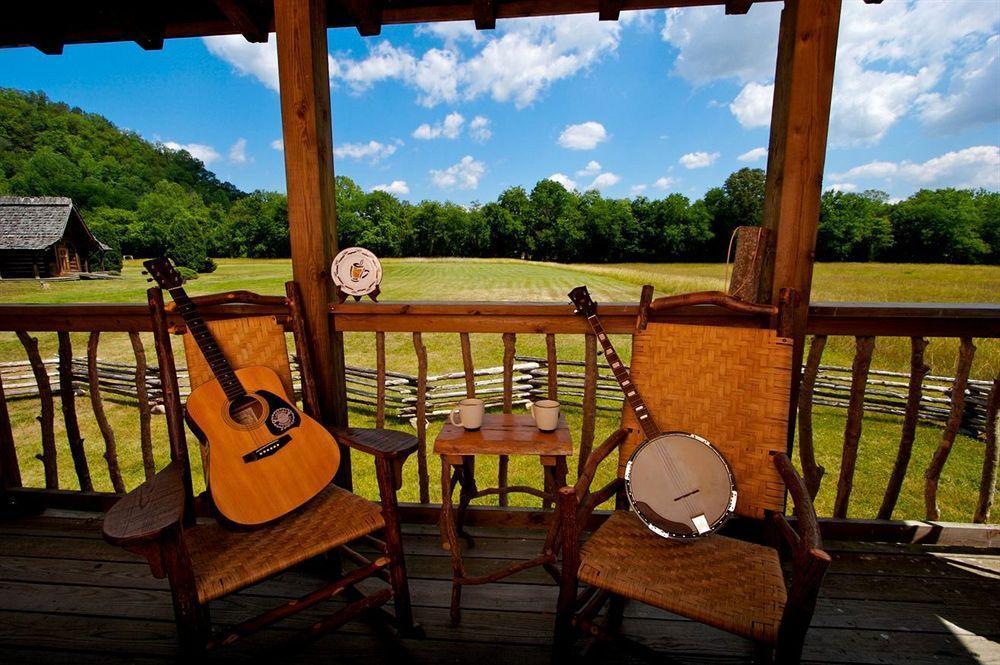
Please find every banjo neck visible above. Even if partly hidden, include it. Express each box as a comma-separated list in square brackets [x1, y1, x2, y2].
[584, 313, 660, 441]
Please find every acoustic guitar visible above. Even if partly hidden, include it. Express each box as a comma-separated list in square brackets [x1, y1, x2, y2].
[569, 285, 737, 538]
[144, 258, 340, 526]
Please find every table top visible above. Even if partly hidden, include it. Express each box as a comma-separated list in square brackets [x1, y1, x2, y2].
[434, 413, 573, 457]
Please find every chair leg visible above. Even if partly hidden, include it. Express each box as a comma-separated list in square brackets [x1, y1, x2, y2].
[375, 457, 420, 637]
[160, 533, 210, 653]
[605, 594, 625, 635]
[755, 642, 777, 665]
[553, 488, 581, 658]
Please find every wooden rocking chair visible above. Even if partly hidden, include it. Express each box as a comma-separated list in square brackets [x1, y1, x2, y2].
[554, 291, 828, 664]
[102, 283, 419, 653]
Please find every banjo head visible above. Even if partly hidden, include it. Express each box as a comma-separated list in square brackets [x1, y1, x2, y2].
[625, 432, 737, 539]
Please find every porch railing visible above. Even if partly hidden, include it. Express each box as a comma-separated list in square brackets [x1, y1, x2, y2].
[0, 300, 997, 532]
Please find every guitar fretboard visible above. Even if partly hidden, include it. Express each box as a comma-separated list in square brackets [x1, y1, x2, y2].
[586, 314, 660, 440]
[168, 287, 247, 402]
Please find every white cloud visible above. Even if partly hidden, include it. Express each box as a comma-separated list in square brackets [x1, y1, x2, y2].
[413, 112, 465, 140]
[829, 146, 1000, 190]
[588, 172, 621, 190]
[547, 173, 577, 190]
[630, 184, 648, 195]
[662, 7, 780, 86]
[679, 151, 719, 169]
[203, 35, 279, 91]
[558, 122, 608, 150]
[576, 160, 602, 176]
[661, 1, 1000, 146]
[162, 141, 221, 165]
[918, 35, 1000, 133]
[372, 180, 410, 195]
[325, 15, 628, 109]
[738, 147, 768, 163]
[653, 176, 677, 190]
[825, 183, 857, 193]
[270, 139, 283, 151]
[729, 82, 773, 129]
[333, 140, 398, 163]
[469, 116, 492, 142]
[431, 155, 486, 190]
[228, 138, 251, 165]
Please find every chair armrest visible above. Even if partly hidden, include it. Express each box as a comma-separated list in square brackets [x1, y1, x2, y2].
[333, 427, 418, 460]
[102, 461, 186, 547]
[772, 452, 822, 551]
[574, 428, 630, 499]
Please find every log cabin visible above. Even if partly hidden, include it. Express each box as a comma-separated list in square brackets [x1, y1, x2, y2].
[0, 196, 110, 278]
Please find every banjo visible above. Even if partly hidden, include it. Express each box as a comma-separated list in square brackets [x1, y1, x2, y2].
[569, 286, 737, 538]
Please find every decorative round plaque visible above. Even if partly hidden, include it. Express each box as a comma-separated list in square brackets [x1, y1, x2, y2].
[331, 247, 382, 297]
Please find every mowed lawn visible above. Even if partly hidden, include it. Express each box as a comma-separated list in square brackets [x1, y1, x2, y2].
[0, 259, 997, 522]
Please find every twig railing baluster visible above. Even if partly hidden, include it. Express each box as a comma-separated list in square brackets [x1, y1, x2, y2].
[798, 334, 826, 499]
[128, 332, 154, 481]
[15, 331, 58, 489]
[878, 336, 929, 519]
[413, 332, 429, 504]
[974, 376, 999, 523]
[460, 333, 475, 398]
[87, 332, 124, 493]
[833, 336, 875, 518]
[375, 331, 386, 429]
[925, 337, 976, 520]
[58, 332, 91, 491]
[499, 332, 516, 506]
[579, 333, 597, 477]
[0, 363, 20, 488]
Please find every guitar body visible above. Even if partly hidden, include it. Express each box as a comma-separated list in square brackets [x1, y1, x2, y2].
[624, 433, 737, 538]
[185, 366, 340, 526]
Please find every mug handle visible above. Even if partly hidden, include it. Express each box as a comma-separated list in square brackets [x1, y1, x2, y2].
[527, 401, 534, 415]
[450, 407, 463, 427]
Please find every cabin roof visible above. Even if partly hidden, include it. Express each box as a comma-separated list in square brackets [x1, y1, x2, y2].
[0, 196, 108, 252]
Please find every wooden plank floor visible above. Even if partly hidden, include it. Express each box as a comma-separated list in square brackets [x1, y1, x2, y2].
[0, 512, 997, 664]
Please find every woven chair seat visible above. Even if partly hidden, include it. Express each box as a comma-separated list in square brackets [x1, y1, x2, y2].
[579, 511, 787, 644]
[185, 484, 384, 603]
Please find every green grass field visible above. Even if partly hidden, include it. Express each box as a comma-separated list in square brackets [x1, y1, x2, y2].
[1, 259, 997, 522]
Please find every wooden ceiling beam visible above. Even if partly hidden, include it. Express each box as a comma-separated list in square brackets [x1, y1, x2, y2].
[337, 0, 384, 37]
[725, 1, 753, 15]
[123, 6, 165, 51]
[213, 0, 272, 43]
[598, 0, 623, 21]
[473, 0, 497, 30]
[2, 1, 795, 50]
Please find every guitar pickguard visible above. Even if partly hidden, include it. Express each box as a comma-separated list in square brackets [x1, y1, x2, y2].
[256, 390, 302, 436]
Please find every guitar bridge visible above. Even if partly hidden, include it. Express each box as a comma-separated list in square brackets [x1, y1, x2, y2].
[242, 435, 292, 463]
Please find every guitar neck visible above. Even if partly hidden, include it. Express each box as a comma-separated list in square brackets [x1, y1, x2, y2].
[167, 286, 247, 401]
[585, 314, 660, 440]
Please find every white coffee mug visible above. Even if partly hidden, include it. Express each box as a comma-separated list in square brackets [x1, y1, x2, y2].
[529, 399, 560, 432]
[450, 398, 485, 430]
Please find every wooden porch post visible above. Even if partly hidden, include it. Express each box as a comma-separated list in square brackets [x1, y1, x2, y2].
[762, 0, 842, 444]
[274, 0, 351, 486]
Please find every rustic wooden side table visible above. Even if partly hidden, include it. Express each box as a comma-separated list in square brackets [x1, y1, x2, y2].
[434, 413, 573, 624]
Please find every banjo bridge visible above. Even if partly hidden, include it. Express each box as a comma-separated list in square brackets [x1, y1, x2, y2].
[673, 488, 700, 502]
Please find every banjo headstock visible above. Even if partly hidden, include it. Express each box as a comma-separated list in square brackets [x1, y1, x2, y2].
[568, 285, 597, 317]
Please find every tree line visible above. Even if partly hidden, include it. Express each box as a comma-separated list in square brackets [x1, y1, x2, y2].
[2, 89, 997, 272]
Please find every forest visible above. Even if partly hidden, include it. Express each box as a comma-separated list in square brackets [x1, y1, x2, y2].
[2, 88, 997, 272]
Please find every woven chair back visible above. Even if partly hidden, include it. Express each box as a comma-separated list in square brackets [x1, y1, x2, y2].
[619, 322, 793, 519]
[183, 316, 295, 397]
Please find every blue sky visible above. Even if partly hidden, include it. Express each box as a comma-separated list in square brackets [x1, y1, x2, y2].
[1, 1, 997, 204]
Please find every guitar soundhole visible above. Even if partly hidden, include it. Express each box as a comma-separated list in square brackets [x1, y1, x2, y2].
[229, 395, 265, 427]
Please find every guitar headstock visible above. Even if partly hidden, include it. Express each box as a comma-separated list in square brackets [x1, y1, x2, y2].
[142, 257, 184, 291]
[568, 286, 597, 317]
